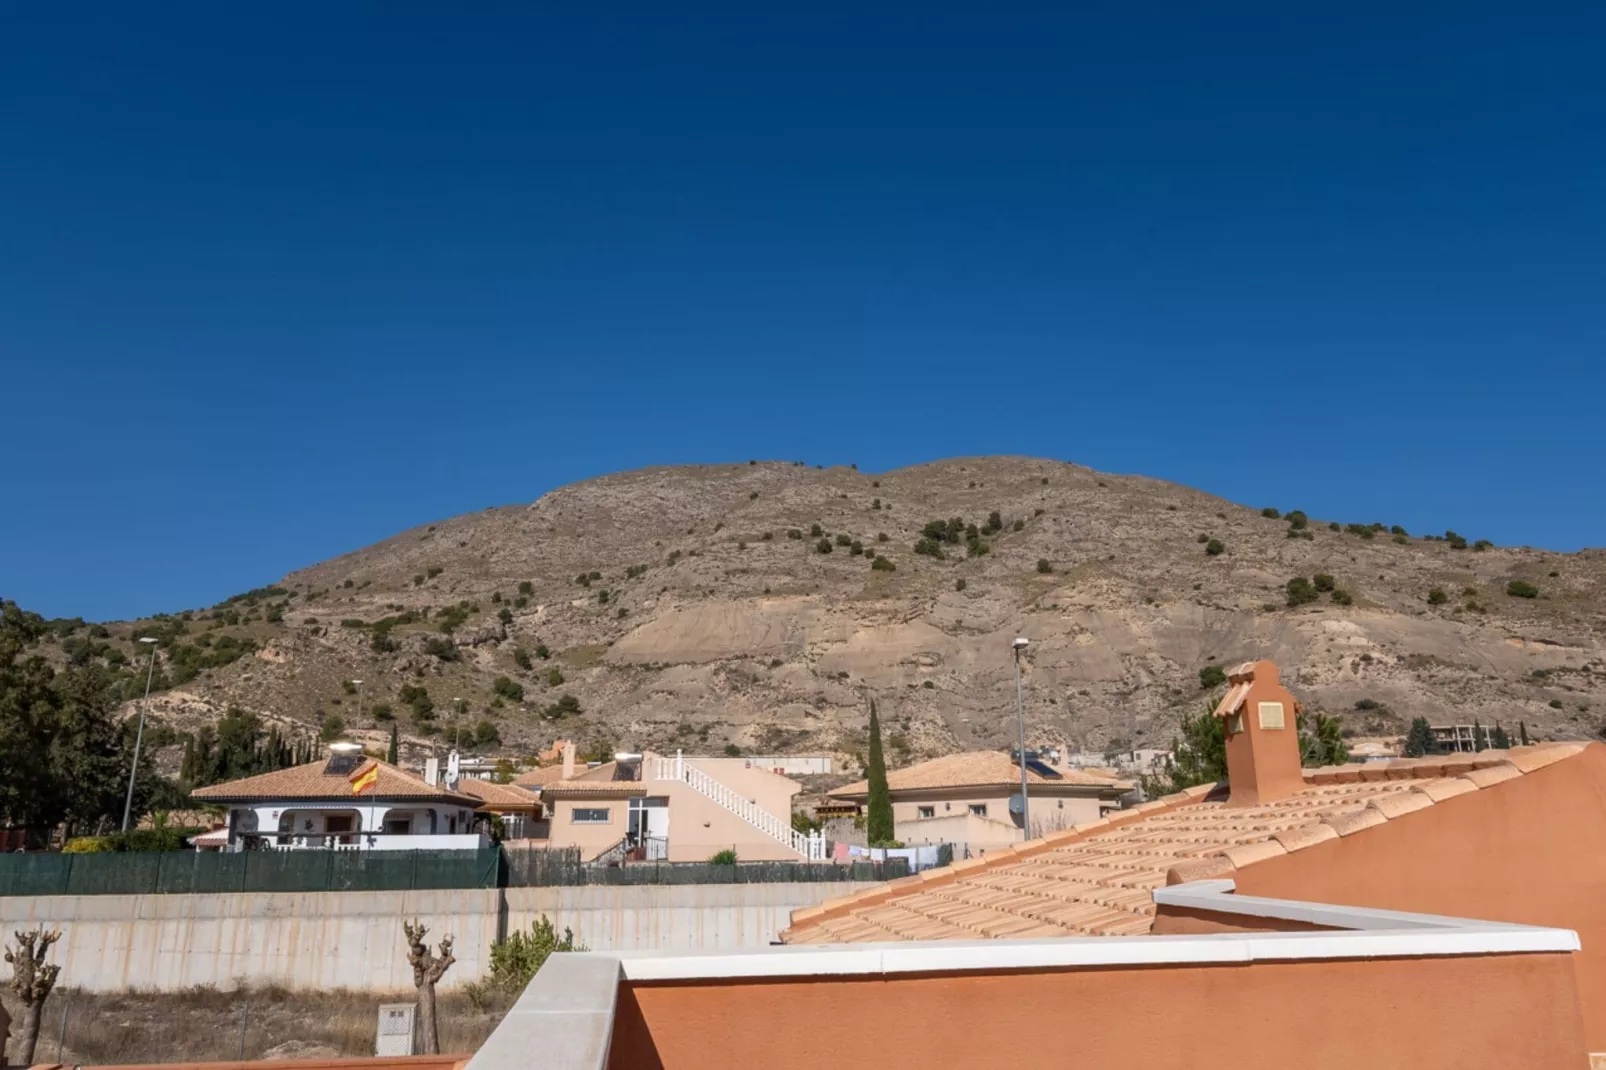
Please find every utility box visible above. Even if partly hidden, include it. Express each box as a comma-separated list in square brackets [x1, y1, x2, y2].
[376, 1003, 417, 1056]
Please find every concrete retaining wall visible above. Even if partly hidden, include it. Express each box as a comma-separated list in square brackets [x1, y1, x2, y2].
[0, 882, 864, 993]
[503, 882, 861, 953]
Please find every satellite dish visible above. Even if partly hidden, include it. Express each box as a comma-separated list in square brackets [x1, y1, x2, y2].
[1008, 793, 1026, 816]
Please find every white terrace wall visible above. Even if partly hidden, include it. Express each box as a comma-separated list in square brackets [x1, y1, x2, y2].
[0, 882, 865, 993]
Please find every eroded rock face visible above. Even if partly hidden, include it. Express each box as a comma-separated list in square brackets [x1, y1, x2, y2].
[114, 457, 1606, 762]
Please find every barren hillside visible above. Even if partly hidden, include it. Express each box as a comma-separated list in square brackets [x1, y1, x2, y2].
[58, 457, 1606, 772]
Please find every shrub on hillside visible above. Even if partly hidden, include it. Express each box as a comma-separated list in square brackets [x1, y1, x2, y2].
[1205, 539, 1225, 556]
[493, 676, 524, 701]
[1261, 507, 1280, 519]
[816, 538, 833, 554]
[1286, 577, 1319, 607]
[1199, 665, 1226, 690]
[871, 556, 896, 572]
[1036, 559, 1053, 574]
[1427, 588, 1449, 605]
[1507, 580, 1539, 599]
[1312, 573, 1335, 592]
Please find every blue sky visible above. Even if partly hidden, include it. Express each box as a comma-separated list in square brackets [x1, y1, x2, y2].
[3, 4, 1603, 621]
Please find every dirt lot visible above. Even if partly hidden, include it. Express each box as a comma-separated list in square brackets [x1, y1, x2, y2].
[0, 984, 516, 1065]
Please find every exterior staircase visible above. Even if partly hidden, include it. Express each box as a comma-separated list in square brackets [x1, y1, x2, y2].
[650, 752, 827, 860]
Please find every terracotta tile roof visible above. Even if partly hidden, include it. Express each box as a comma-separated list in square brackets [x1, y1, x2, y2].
[455, 778, 542, 809]
[191, 758, 479, 805]
[513, 765, 570, 789]
[539, 779, 648, 799]
[783, 743, 1589, 945]
[830, 751, 1131, 799]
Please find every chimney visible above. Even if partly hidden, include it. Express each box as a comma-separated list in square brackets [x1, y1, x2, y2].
[561, 741, 576, 780]
[1214, 659, 1304, 807]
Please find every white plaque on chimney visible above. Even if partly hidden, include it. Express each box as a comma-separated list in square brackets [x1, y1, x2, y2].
[1258, 702, 1286, 730]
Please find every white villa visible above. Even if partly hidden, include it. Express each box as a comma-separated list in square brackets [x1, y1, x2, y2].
[191, 744, 487, 851]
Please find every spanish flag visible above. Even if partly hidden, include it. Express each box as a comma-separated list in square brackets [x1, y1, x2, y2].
[350, 761, 380, 796]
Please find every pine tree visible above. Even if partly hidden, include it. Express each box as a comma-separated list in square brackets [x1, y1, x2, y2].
[1520, 721, 1530, 746]
[387, 723, 399, 764]
[1491, 722, 1511, 749]
[1403, 717, 1437, 758]
[1472, 719, 1487, 752]
[865, 700, 894, 847]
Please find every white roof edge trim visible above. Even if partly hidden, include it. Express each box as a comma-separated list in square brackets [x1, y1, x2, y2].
[613, 880, 1580, 983]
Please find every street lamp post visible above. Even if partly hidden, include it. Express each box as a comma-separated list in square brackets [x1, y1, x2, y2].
[1011, 636, 1031, 841]
[121, 637, 161, 832]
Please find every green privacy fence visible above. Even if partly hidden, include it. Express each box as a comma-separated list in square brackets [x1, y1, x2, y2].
[500, 846, 911, 887]
[0, 845, 905, 897]
[0, 847, 501, 897]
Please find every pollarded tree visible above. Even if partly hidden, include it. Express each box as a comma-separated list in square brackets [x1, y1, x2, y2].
[403, 920, 455, 1054]
[6, 926, 62, 1066]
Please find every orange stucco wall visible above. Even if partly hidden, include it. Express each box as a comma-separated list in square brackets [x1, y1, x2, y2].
[1227, 745, 1606, 1052]
[610, 953, 1587, 1069]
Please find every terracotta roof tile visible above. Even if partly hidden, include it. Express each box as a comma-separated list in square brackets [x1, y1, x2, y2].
[191, 759, 478, 805]
[781, 742, 1596, 945]
[830, 751, 1129, 798]
[455, 778, 542, 809]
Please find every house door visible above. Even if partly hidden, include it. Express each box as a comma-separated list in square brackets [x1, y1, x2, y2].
[630, 797, 670, 859]
[325, 814, 356, 846]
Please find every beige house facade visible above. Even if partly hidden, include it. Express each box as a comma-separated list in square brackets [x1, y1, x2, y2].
[533, 749, 820, 863]
[828, 751, 1131, 853]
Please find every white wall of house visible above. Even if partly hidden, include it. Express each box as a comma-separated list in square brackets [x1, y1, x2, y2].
[228, 801, 484, 850]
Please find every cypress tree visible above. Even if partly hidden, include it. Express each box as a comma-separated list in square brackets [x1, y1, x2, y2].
[387, 723, 400, 764]
[865, 700, 894, 846]
[1520, 721, 1530, 746]
[1491, 722, 1511, 749]
[1472, 718, 1487, 752]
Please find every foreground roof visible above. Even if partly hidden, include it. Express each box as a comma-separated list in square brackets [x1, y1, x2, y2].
[191, 758, 479, 805]
[785, 743, 1588, 944]
[830, 750, 1131, 799]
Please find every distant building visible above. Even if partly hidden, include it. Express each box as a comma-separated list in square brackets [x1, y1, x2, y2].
[825, 750, 1130, 853]
[191, 744, 485, 851]
[520, 744, 824, 862]
[1432, 724, 1480, 753]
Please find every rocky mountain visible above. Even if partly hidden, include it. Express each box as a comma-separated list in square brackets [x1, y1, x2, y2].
[48, 456, 1606, 772]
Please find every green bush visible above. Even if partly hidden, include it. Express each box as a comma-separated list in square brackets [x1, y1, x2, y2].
[547, 667, 565, 686]
[955, 578, 967, 592]
[321, 714, 346, 741]
[1312, 573, 1335, 592]
[1427, 588, 1448, 605]
[723, 743, 742, 757]
[1261, 507, 1280, 519]
[816, 538, 834, 554]
[835, 533, 853, 547]
[1197, 534, 1209, 543]
[1199, 665, 1226, 690]
[810, 523, 823, 537]
[1474, 539, 1493, 551]
[1205, 539, 1225, 556]
[1036, 559, 1053, 574]
[425, 637, 460, 662]
[498, 607, 513, 625]
[480, 915, 584, 994]
[709, 849, 738, 865]
[518, 580, 533, 596]
[1286, 577, 1319, 606]
[1390, 525, 1408, 537]
[849, 540, 864, 556]
[1507, 580, 1539, 599]
[493, 676, 524, 701]
[913, 538, 945, 559]
[1013, 518, 1025, 531]
[514, 647, 533, 670]
[787, 529, 803, 540]
[535, 644, 551, 659]
[1330, 588, 1354, 605]
[474, 719, 501, 747]
[871, 556, 896, 572]
[1328, 522, 1340, 532]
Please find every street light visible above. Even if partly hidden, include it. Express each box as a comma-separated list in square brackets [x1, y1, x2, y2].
[1011, 636, 1031, 841]
[121, 637, 161, 832]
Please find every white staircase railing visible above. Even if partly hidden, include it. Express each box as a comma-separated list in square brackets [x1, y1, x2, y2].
[650, 752, 826, 860]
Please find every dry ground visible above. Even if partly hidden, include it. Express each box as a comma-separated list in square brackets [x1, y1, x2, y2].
[0, 984, 516, 1065]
